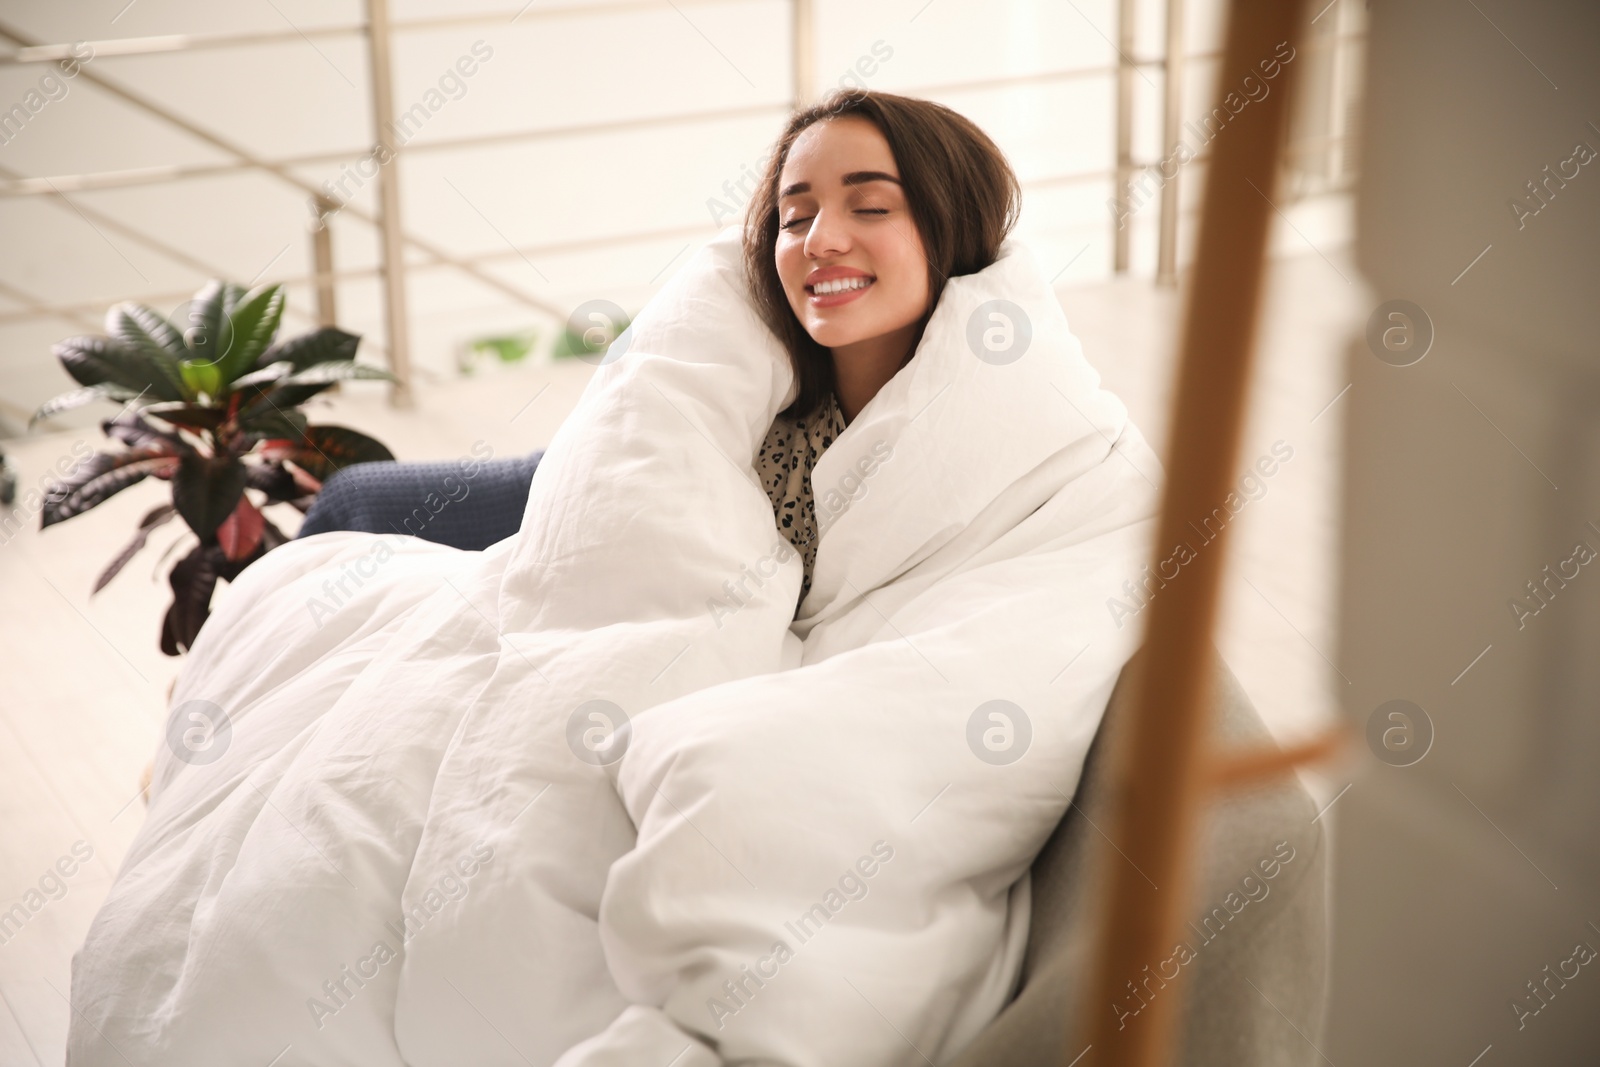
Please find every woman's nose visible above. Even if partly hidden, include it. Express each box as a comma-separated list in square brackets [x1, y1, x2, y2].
[803, 206, 850, 259]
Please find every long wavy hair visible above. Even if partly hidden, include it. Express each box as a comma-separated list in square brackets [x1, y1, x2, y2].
[742, 89, 1022, 421]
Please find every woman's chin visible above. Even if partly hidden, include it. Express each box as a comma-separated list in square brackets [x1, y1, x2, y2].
[809, 334, 859, 353]
[804, 320, 875, 350]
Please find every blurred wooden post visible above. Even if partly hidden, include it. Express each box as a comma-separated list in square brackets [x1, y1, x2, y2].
[792, 0, 814, 107]
[308, 195, 339, 328]
[1077, 0, 1310, 1064]
[1324, 7, 1347, 186]
[1155, 0, 1185, 286]
[308, 193, 343, 397]
[365, 0, 414, 408]
[1113, 0, 1136, 273]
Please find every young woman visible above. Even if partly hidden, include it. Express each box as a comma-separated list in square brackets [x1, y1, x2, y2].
[743, 88, 1022, 606]
[75, 88, 1167, 1066]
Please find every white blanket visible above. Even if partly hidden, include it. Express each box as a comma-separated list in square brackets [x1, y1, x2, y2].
[70, 225, 1161, 1066]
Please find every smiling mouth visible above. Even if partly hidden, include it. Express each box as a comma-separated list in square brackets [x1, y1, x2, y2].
[806, 276, 875, 297]
[806, 278, 883, 302]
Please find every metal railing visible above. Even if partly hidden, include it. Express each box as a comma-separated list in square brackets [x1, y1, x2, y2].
[0, 1, 1364, 411]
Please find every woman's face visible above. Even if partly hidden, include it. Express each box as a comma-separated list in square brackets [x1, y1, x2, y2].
[774, 116, 930, 352]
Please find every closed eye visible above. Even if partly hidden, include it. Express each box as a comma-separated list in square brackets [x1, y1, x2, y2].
[780, 207, 891, 232]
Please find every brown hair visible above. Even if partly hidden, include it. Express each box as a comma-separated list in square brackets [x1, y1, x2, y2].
[742, 89, 1022, 420]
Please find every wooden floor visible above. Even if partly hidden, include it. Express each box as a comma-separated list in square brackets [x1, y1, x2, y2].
[0, 248, 1362, 1063]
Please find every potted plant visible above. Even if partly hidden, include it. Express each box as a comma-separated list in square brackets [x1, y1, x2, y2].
[457, 328, 539, 375]
[32, 279, 396, 655]
[552, 313, 631, 361]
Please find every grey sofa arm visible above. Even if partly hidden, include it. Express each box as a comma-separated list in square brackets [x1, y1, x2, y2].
[296, 451, 545, 551]
[950, 649, 1329, 1066]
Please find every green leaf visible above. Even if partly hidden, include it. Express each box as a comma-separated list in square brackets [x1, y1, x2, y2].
[220, 282, 248, 314]
[237, 382, 321, 418]
[228, 363, 292, 391]
[255, 326, 360, 373]
[282, 361, 395, 387]
[31, 382, 141, 426]
[237, 361, 394, 425]
[52, 335, 124, 388]
[181, 280, 230, 370]
[105, 305, 188, 398]
[106, 303, 186, 359]
[39, 449, 179, 527]
[215, 284, 285, 386]
[553, 315, 630, 359]
[171, 454, 248, 541]
[468, 331, 538, 365]
[289, 424, 395, 481]
[179, 359, 223, 400]
[51, 336, 185, 401]
[237, 406, 308, 443]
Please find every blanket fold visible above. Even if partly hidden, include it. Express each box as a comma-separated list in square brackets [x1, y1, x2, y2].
[69, 224, 1160, 1067]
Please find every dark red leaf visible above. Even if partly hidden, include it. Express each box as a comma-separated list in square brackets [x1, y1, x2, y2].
[158, 536, 273, 656]
[160, 543, 221, 656]
[40, 450, 180, 528]
[288, 424, 394, 481]
[102, 408, 192, 455]
[284, 461, 323, 495]
[93, 504, 178, 594]
[216, 496, 264, 562]
[244, 461, 297, 502]
[172, 455, 247, 541]
[143, 403, 226, 432]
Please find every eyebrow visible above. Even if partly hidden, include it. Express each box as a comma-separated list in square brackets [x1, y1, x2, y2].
[779, 170, 902, 199]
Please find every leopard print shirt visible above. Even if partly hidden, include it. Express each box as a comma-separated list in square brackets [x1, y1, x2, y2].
[756, 390, 849, 613]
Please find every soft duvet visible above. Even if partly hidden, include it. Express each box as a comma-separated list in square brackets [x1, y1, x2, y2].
[70, 225, 1162, 1066]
